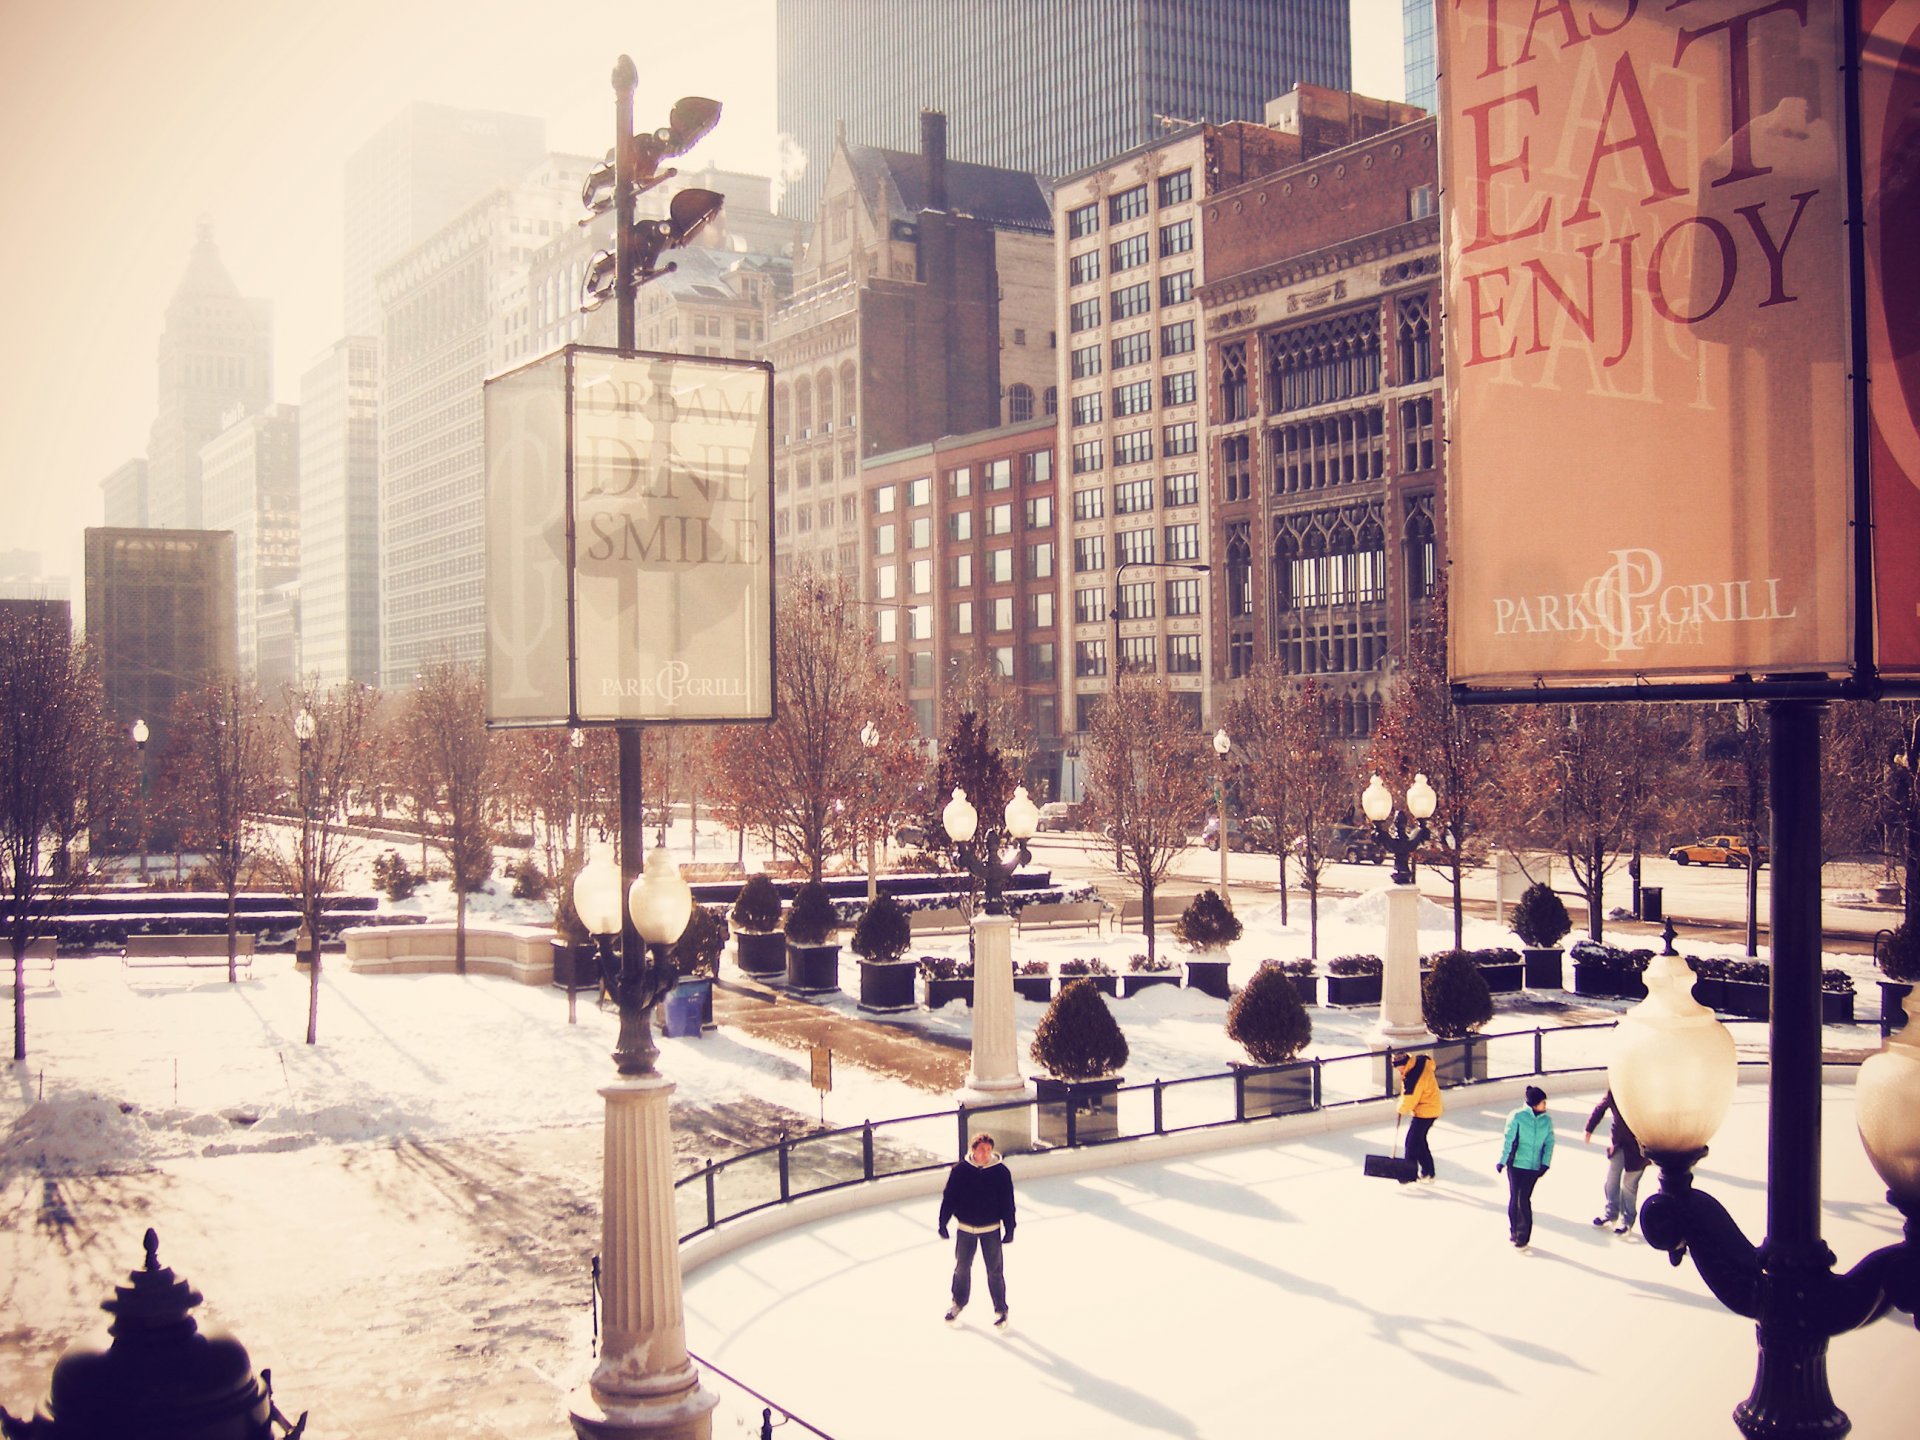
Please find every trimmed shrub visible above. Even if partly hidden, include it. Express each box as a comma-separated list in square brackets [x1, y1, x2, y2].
[1570, 940, 1653, 977]
[731, 873, 783, 932]
[372, 850, 419, 902]
[510, 858, 549, 902]
[1279, 958, 1316, 978]
[1016, 959, 1051, 977]
[851, 893, 912, 964]
[1227, 961, 1314, 1065]
[1030, 978, 1130, 1080]
[672, 905, 727, 978]
[1879, 920, 1920, 982]
[1328, 953, 1382, 977]
[1128, 951, 1176, 973]
[1511, 882, 1572, 948]
[918, 955, 974, 980]
[1175, 889, 1243, 951]
[1474, 946, 1523, 969]
[783, 881, 839, 946]
[1059, 956, 1114, 977]
[1422, 949, 1494, 1039]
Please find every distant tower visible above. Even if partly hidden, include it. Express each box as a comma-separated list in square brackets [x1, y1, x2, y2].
[145, 224, 272, 529]
[201, 404, 301, 678]
[299, 336, 381, 687]
[100, 458, 150, 528]
[1402, 0, 1436, 111]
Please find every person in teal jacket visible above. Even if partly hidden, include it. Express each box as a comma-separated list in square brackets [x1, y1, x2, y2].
[1496, 1086, 1556, 1248]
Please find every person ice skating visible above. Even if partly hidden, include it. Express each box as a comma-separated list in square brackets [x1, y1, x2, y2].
[1497, 1086, 1555, 1248]
[938, 1131, 1016, 1327]
[1584, 1088, 1648, 1235]
[1392, 1051, 1443, 1181]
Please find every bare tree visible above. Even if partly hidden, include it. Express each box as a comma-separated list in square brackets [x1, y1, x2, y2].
[404, 662, 498, 975]
[1277, 679, 1361, 961]
[1222, 662, 1298, 923]
[166, 677, 276, 981]
[0, 612, 120, 1061]
[1826, 699, 1920, 928]
[265, 680, 376, 1044]
[1083, 679, 1210, 962]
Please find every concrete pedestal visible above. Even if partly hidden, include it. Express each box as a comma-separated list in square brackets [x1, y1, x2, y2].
[569, 1075, 718, 1440]
[1370, 883, 1433, 1051]
[958, 913, 1033, 1152]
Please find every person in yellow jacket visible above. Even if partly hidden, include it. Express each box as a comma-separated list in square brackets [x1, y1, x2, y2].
[1393, 1051, 1443, 1181]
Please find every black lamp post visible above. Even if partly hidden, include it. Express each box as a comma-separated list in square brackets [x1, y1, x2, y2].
[131, 719, 150, 886]
[940, 785, 1040, 915]
[1107, 559, 1209, 685]
[292, 709, 316, 967]
[1361, 772, 1435, 887]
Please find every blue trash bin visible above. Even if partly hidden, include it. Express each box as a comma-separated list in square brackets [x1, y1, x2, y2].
[663, 985, 702, 1038]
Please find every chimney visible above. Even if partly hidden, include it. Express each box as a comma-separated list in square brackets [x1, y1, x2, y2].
[921, 109, 948, 211]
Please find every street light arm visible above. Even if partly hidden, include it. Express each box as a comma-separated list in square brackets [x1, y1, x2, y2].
[1639, 1157, 1763, 1318]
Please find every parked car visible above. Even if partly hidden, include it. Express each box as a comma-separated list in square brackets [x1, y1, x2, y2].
[1201, 815, 1279, 853]
[1035, 801, 1080, 832]
[1669, 834, 1767, 867]
[1291, 823, 1385, 865]
[893, 815, 928, 848]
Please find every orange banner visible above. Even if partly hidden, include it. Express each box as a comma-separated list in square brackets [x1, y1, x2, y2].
[1440, 0, 1856, 688]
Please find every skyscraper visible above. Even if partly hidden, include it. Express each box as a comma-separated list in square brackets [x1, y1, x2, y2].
[201, 404, 301, 678]
[775, 0, 1353, 219]
[145, 225, 273, 530]
[100, 458, 150, 529]
[84, 528, 237, 745]
[1402, 0, 1436, 112]
[299, 337, 380, 687]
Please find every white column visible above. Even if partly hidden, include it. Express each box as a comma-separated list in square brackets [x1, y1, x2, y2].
[569, 1075, 718, 1440]
[957, 913, 1033, 1152]
[1371, 883, 1433, 1050]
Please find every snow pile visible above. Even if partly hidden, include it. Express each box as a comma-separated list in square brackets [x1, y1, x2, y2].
[2, 1092, 152, 1173]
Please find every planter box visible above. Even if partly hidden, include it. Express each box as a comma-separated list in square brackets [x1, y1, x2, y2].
[1477, 963, 1524, 995]
[1720, 978, 1770, 1019]
[1184, 956, 1231, 1000]
[1058, 972, 1117, 997]
[857, 959, 917, 1013]
[1033, 1074, 1123, 1146]
[1521, 947, 1564, 990]
[1234, 1062, 1316, 1119]
[1572, 962, 1646, 1000]
[1690, 974, 1725, 1011]
[925, 976, 974, 1009]
[550, 938, 600, 992]
[1823, 990, 1855, 1025]
[1433, 1037, 1491, 1087]
[734, 929, 786, 978]
[785, 941, 841, 995]
[1881, 980, 1913, 1037]
[1013, 973, 1053, 1002]
[1120, 970, 1179, 998]
[1324, 973, 1382, 1007]
[1288, 975, 1319, 1007]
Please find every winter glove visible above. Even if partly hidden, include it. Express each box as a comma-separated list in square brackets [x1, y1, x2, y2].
[1002, 1227, 1015, 1245]
[938, 1225, 949, 1239]
[1495, 1163, 1504, 1174]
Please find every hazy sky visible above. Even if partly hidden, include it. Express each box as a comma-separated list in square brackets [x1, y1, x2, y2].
[0, 0, 1405, 604]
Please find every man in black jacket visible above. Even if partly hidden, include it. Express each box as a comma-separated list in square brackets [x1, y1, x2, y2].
[938, 1131, 1016, 1326]
[1585, 1088, 1648, 1235]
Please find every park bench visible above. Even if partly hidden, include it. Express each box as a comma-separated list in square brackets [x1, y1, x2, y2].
[1116, 899, 1175, 931]
[908, 906, 969, 938]
[122, 934, 256, 973]
[13, 937, 56, 983]
[1014, 899, 1103, 936]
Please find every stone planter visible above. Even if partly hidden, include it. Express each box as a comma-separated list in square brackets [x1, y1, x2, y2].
[1233, 1062, 1316, 1119]
[1033, 1074, 1123, 1146]
[1183, 956, 1231, 1000]
[1521, 947, 1563, 990]
[925, 976, 974, 1009]
[856, 959, 917, 1013]
[1881, 980, 1913, 1037]
[1689, 974, 1726, 1011]
[1059, 970, 1117, 997]
[1433, 1037, 1491, 1087]
[1823, 990, 1856, 1025]
[1120, 971, 1179, 998]
[734, 928, 786, 978]
[1013, 972, 1053, 1002]
[1720, 978, 1770, 1020]
[550, 937, 600, 992]
[1477, 962, 1524, 995]
[1325, 972, 1382, 1007]
[785, 940, 841, 995]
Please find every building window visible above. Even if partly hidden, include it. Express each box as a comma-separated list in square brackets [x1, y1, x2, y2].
[1165, 522, 1200, 562]
[1071, 392, 1104, 428]
[1222, 434, 1252, 503]
[1161, 318, 1195, 356]
[1026, 540, 1054, 577]
[1113, 380, 1153, 417]
[1117, 580, 1155, 620]
[874, 485, 896, 513]
[1167, 576, 1202, 617]
[911, 606, 932, 640]
[1408, 184, 1437, 220]
[1114, 429, 1153, 466]
[1118, 635, 1156, 675]
[1024, 449, 1054, 485]
[1073, 535, 1106, 572]
[1157, 169, 1192, 207]
[952, 601, 974, 634]
[1114, 477, 1154, 514]
[1112, 282, 1152, 320]
[1069, 249, 1102, 287]
[1111, 331, 1152, 370]
[1267, 311, 1382, 412]
[951, 553, 973, 587]
[911, 558, 932, 593]
[1160, 270, 1194, 307]
[992, 596, 1014, 631]
[1273, 506, 1387, 611]
[1158, 218, 1193, 257]
[1006, 384, 1035, 423]
[1071, 439, 1104, 474]
[1075, 640, 1109, 677]
[1068, 201, 1100, 239]
[1072, 487, 1105, 520]
[877, 563, 897, 598]
[1069, 297, 1101, 333]
[1044, 386, 1058, 415]
[1164, 471, 1199, 508]
[1117, 527, 1155, 566]
[1071, 343, 1103, 379]
[1031, 593, 1056, 629]
[1162, 370, 1196, 408]
[1226, 523, 1253, 618]
[910, 516, 932, 549]
[1163, 421, 1197, 456]
[1109, 233, 1150, 272]
[1028, 640, 1057, 680]
[1401, 395, 1437, 473]
[1270, 409, 1387, 494]
[988, 547, 1014, 584]
[874, 522, 894, 554]
[1024, 495, 1053, 529]
[1074, 586, 1106, 624]
[1167, 634, 1202, 674]
[1228, 631, 1254, 678]
[1406, 493, 1438, 601]
[985, 458, 1010, 492]
[1397, 293, 1434, 383]
[1109, 184, 1148, 223]
[949, 510, 973, 542]
[950, 467, 973, 498]
[907, 476, 930, 507]
[987, 503, 1013, 536]
[1220, 340, 1249, 421]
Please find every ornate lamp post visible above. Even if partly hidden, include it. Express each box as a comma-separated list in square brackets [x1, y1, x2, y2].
[292, 709, 316, 968]
[1212, 728, 1232, 909]
[569, 844, 716, 1440]
[130, 719, 151, 886]
[942, 785, 1042, 1151]
[1361, 772, 1436, 1049]
[860, 720, 881, 903]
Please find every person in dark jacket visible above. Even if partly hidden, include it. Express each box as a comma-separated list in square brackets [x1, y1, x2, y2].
[1497, 1086, 1556, 1248]
[1584, 1088, 1648, 1235]
[938, 1131, 1017, 1326]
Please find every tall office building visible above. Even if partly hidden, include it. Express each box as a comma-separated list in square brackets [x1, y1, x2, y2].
[201, 404, 301, 678]
[298, 337, 380, 687]
[776, 0, 1353, 219]
[84, 528, 237, 747]
[145, 225, 273, 529]
[343, 102, 548, 337]
[100, 459, 150, 528]
[1402, 0, 1436, 111]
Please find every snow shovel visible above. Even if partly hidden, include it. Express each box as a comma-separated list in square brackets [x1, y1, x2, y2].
[1364, 1115, 1418, 1183]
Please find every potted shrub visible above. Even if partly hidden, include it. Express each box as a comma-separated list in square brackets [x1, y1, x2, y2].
[1121, 951, 1179, 999]
[548, 862, 598, 992]
[667, 904, 726, 1031]
[1058, 955, 1117, 996]
[1473, 946, 1525, 994]
[1877, 920, 1920, 1037]
[920, 954, 975, 1009]
[1280, 957, 1318, 1007]
[1030, 978, 1129, 1145]
[1821, 967, 1856, 1026]
[1325, 953, 1382, 1007]
[1687, 954, 1728, 1011]
[781, 880, 842, 994]
[730, 873, 786, 979]
[851, 892, 915, 1013]
[1227, 961, 1316, 1117]
[1013, 958, 1053, 1003]
[1511, 882, 1571, 989]
[1571, 940, 1650, 999]
[1422, 949, 1494, 1084]
[1177, 889, 1240, 999]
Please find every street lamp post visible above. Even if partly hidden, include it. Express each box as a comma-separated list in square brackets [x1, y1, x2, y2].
[942, 785, 1042, 1152]
[861, 720, 881, 903]
[131, 719, 150, 885]
[1361, 772, 1436, 1049]
[1107, 560, 1209, 688]
[293, 709, 316, 968]
[569, 844, 717, 1440]
[1212, 728, 1232, 909]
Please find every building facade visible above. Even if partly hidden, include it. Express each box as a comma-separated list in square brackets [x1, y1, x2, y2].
[145, 225, 273, 530]
[775, 0, 1354, 220]
[100, 459, 150, 529]
[298, 337, 380, 687]
[200, 404, 301, 680]
[1402, 0, 1437, 113]
[84, 528, 237, 746]
[1200, 112, 1442, 738]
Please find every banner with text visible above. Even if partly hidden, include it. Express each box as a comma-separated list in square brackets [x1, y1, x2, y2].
[484, 346, 774, 725]
[1440, 0, 1856, 688]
